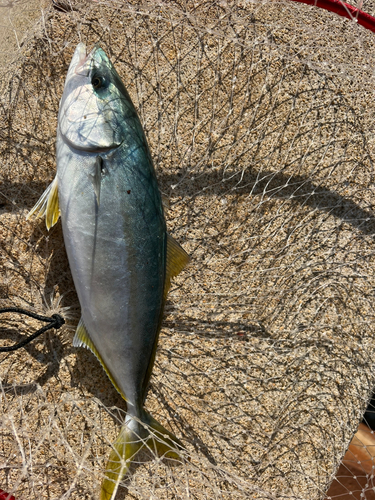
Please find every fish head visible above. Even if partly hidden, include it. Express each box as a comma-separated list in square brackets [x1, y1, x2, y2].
[58, 43, 133, 152]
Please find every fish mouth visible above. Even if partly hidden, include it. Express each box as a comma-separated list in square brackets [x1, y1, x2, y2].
[73, 43, 98, 77]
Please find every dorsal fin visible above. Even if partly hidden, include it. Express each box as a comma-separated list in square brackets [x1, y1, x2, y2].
[164, 233, 190, 300]
[141, 234, 190, 399]
[73, 317, 127, 401]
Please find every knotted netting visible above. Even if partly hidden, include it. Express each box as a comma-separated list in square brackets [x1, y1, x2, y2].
[1, 1, 375, 499]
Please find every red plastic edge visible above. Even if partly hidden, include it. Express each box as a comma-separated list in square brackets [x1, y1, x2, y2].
[288, 0, 375, 32]
[0, 489, 16, 500]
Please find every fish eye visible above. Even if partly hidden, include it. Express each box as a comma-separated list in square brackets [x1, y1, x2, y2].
[92, 75, 104, 90]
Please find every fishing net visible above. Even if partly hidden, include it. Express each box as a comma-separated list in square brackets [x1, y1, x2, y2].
[1, 0, 375, 499]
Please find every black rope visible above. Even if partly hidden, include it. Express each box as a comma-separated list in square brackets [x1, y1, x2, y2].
[0, 307, 65, 353]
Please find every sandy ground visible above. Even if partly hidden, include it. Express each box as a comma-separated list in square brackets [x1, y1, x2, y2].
[0, 0, 48, 73]
[1, 1, 375, 499]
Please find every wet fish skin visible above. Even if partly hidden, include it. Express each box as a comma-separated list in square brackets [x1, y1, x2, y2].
[56, 45, 167, 415]
[27, 43, 189, 500]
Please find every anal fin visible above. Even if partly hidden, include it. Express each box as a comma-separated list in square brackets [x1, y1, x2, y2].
[73, 318, 127, 401]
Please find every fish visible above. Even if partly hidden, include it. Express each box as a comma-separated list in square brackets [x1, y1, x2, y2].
[27, 42, 190, 500]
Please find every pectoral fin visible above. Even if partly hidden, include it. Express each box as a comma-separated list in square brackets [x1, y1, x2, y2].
[26, 176, 60, 230]
[164, 233, 190, 299]
[89, 156, 102, 206]
[73, 318, 127, 401]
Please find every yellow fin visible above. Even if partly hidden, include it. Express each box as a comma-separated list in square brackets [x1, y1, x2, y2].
[165, 233, 190, 299]
[100, 423, 144, 500]
[101, 412, 184, 500]
[73, 318, 127, 401]
[26, 176, 60, 231]
[145, 410, 184, 458]
[45, 176, 60, 230]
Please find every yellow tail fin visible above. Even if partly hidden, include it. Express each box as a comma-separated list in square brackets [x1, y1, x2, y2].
[100, 412, 184, 500]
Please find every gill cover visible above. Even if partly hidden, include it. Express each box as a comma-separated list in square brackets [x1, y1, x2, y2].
[58, 43, 125, 151]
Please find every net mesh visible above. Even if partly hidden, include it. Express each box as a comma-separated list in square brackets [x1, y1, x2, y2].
[1, 1, 375, 499]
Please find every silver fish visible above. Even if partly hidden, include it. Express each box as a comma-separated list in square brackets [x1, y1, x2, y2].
[27, 43, 190, 500]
